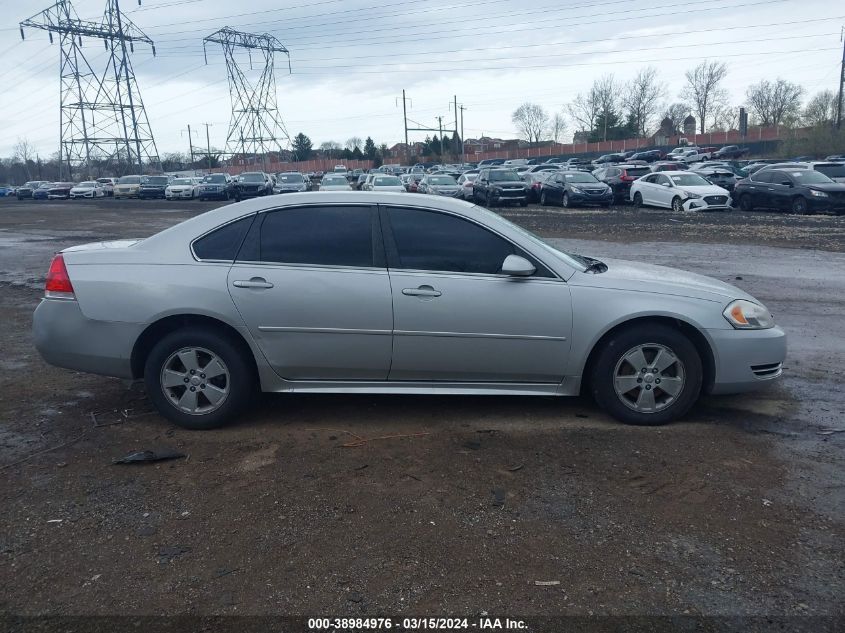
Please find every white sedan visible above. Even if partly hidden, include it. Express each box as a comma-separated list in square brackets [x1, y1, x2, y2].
[69, 182, 105, 198]
[165, 178, 201, 200]
[630, 171, 732, 212]
[368, 175, 405, 193]
[319, 175, 353, 191]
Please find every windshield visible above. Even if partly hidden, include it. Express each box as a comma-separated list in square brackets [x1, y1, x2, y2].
[815, 164, 845, 179]
[322, 176, 347, 185]
[429, 176, 457, 185]
[24, 181, 40, 187]
[96, 178, 112, 184]
[374, 176, 402, 186]
[240, 173, 265, 183]
[118, 176, 141, 184]
[38, 183, 53, 189]
[563, 172, 599, 183]
[78, 181, 98, 187]
[144, 176, 169, 185]
[668, 173, 710, 187]
[489, 170, 519, 181]
[278, 174, 304, 183]
[171, 178, 192, 185]
[790, 170, 834, 184]
[204, 174, 227, 183]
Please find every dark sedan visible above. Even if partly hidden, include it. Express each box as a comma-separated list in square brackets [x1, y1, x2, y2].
[540, 171, 613, 208]
[692, 167, 739, 192]
[16, 181, 49, 199]
[138, 175, 171, 199]
[46, 182, 75, 199]
[713, 145, 748, 159]
[233, 172, 273, 201]
[33, 183, 53, 200]
[472, 168, 528, 206]
[733, 169, 845, 215]
[198, 173, 235, 200]
[629, 149, 664, 162]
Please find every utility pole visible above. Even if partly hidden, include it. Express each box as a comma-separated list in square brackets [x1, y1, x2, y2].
[459, 105, 466, 164]
[453, 95, 459, 162]
[397, 90, 411, 164]
[182, 124, 196, 167]
[437, 116, 444, 160]
[203, 123, 212, 171]
[837, 28, 845, 129]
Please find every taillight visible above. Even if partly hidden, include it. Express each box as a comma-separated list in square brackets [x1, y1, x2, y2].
[45, 253, 75, 299]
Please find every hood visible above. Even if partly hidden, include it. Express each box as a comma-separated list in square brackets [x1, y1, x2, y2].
[675, 184, 729, 196]
[808, 183, 845, 192]
[572, 257, 755, 303]
[372, 185, 405, 192]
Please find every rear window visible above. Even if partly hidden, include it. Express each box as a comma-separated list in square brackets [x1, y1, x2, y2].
[624, 167, 650, 177]
[118, 176, 141, 184]
[193, 215, 254, 261]
[278, 174, 304, 183]
[144, 177, 169, 185]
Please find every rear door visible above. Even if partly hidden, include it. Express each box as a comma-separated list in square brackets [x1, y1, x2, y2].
[227, 203, 394, 380]
[381, 204, 571, 383]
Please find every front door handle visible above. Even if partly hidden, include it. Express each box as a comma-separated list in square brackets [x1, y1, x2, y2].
[402, 285, 441, 298]
[232, 277, 274, 289]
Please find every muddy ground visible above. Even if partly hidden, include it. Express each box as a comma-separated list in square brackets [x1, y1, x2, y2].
[0, 197, 843, 620]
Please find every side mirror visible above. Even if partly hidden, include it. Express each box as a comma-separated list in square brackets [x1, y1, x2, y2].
[661, 182, 671, 187]
[501, 254, 536, 277]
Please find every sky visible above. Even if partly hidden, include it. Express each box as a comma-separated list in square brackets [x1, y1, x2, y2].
[0, 0, 842, 158]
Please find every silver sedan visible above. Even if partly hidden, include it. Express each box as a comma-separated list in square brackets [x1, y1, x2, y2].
[33, 192, 786, 429]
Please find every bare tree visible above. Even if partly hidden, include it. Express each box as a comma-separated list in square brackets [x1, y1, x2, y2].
[803, 89, 838, 128]
[511, 102, 549, 144]
[662, 103, 689, 135]
[681, 60, 728, 134]
[550, 112, 567, 144]
[709, 103, 739, 132]
[622, 67, 666, 138]
[567, 87, 600, 136]
[13, 137, 35, 179]
[320, 141, 342, 158]
[345, 137, 363, 152]
[594, 74, 620, 142]
[745, 79, 803, 127]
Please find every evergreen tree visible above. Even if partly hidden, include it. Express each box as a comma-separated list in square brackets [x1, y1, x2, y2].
[292, 132, 313, 161]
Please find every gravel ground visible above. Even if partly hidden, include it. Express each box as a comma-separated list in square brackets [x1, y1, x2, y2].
[0, 196, 843, 620]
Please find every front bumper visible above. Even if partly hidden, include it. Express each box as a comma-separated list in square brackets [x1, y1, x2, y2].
[166, 189, 195, 199]
[114, 188, 139, 197]
[707, 326, 787, 394]
[199, 188, 229, 199]
[684, 196, 732, 212]
[70, 191, 94, 198]
[569, 190, 614, 205]
[138, 189, 166, 198]
[33, 298, 142, 380]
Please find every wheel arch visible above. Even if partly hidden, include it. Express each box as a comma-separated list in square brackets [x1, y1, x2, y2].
[579, 315, 716, 396]
[130, 313, 259, 381]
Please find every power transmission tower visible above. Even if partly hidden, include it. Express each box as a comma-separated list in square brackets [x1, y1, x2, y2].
[19, 0, 160, 179]
[203, 28, 292, 170]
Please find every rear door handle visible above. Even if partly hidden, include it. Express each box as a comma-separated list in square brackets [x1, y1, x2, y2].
[402, 285, 441, 298]
[232, 277, 274, 289]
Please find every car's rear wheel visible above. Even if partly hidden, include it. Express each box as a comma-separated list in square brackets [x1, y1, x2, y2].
[540, 191, 549, 206]
[633, 192, 643, 208]
[144, 328, 254, 430]
[791, 196, 809, 215]
[739, 194, 753, 212]
[671, 196, 684, 213]
[589, 323, 702, 425]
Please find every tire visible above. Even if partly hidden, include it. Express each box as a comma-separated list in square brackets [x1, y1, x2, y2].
[540, 191, 548, 206]
[589, 323, 703, 426]
[739, 194, 753, 212]
[562, 192, 571, 208]
[671, 196, 684, 213]
[791, 196, 809, 215]
[143, 327, 255, 430]
[633, 192, 643, 209]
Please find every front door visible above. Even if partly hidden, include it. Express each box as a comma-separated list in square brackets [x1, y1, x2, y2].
[381, 205, 572, 383]
[228, 204, 393, 380]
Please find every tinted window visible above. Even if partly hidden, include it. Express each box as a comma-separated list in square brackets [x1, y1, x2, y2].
[625, 167, 651, 177]
[387, 207, 520, 275]
[193, 215, 254, 261]
[257, 206, 375, 267]
[751, 171, 773, 183]
[815, 164, 845, 179]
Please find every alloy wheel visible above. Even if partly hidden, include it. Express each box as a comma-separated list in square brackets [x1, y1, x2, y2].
[613, 343, 685, 414]
[160, 347, 230, 415]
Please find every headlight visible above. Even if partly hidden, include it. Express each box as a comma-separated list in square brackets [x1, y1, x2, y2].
[570, 186, 583, 193]
[723, 299, 774, 329]
[809, 190, 828, 198]
[684, 192, 702, 199]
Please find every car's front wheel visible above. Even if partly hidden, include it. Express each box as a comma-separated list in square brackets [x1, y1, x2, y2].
[633, 192, 643, 208]
[589, 323, 702, 425]
[144, 328, 255, 430]
[562, 192, 571, 208]
[791, 196, 809, 215]
[671, 196, 684, 213]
